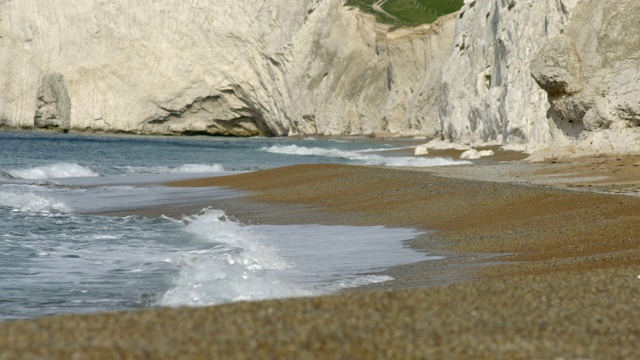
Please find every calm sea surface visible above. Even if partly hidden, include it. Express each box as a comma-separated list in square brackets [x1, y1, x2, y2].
[0, 131, 467, 321]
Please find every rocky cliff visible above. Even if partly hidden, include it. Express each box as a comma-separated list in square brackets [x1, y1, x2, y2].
[435, 0, 571, 152]
[530, 0, 640, 157]
[0, 0, 455, 137]
[433, 0, 640, 157]
[1, 0, 638, 157]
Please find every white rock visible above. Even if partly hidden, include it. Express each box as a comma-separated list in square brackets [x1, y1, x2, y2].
[0, 0, 456, 137]
[460, 149, 494, 160]
[414, 145, 429, 156]
[419, 140, 471, 151]
[530, 35, 584, 96]
[478, 150, 495, 158]
[437, 0, 571, 149]
[439, 0, 640, 158]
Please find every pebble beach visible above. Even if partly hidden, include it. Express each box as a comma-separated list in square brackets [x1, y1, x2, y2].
[2, 155, 640, 359]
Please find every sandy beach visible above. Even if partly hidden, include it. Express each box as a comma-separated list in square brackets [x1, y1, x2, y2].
[1, 155, 640, 358]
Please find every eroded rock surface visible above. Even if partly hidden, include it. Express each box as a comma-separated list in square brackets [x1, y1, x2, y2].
[435, 0, 575, 151]
[435, 0, 640, 157]
[530, 0, 640, 156]
[0, 0, 455, 137]
[33, 73, 71, 131]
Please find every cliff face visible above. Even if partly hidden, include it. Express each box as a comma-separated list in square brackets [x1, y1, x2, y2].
[436, 0, 573, 151]
[0, 0, 455, 137]
[436, 0, 640, 156]
[530, 0, 640, 156]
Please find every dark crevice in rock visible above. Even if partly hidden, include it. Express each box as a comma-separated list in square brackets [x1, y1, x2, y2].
[148, 96, 223, 125]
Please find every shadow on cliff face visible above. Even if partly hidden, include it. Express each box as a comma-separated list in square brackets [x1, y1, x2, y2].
[142, 95, 273, 137]
[529, 2, 640, 152]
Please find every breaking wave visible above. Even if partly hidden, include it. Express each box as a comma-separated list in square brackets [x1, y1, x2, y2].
[2, 163, 226, 180]
[261, 144, 471, 167]
[159, 209, 426, 307]
[4, 163, 100, 180]
[117, 163, 225, 175]
[0, 188, 71, 213]
[160, 209, 311, 307]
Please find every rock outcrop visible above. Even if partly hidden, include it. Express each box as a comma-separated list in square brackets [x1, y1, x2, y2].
[435, 0, 574, 152]
[529, 0, 640, 157]
[0, 0, 455, 137]
[434, 0, 640, 157]
[33, 73, 71, 131]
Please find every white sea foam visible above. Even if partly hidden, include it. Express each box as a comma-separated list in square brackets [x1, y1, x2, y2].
[160, 209, 311, 307]
[358, 146, 412, 152]
[262, 144, 359, 158]
[118, 163, 225, 175]
[160, 213, 436, 307]
[255, 224, 436, 290]
[324, 275, 394, 291]
[172, 164, 225, 173]
[5, 163, 100, 180]
[0, 189, 71, 213]
[261, 144, 471, 167]
[159, 212, 429, 307]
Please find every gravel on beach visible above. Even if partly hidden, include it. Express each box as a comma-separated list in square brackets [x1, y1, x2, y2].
[2, 158, 640, 359]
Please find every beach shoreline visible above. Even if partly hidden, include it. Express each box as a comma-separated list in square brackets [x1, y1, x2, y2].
[166, 158, 640, 276]
[2, 156, 640, 358]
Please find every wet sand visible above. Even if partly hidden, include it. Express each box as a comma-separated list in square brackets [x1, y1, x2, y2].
[2, 156, 640, 358]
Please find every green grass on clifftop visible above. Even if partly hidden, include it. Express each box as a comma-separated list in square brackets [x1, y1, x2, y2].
[346, 0, 463, 26]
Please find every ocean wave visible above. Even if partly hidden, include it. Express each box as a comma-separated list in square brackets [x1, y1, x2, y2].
[171, 164, 226, 173]
[324, 274, 393, 291]
[4, 163, 100, 180]
[160, 208, 310, 307]
[262, 144, 359, 159]
[357, 146, 412, 152]
[117, 163, 225, 175]
[0, 189, 71, 213]
[261, 144, 471, 167]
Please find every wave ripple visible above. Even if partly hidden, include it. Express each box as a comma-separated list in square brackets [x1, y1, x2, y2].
[5, 163, 100, 180]
[261, 144, 471, 167]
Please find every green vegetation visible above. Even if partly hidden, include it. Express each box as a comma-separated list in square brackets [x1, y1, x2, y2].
[485, 74, 492, 89]
[345, 0, 464, 26]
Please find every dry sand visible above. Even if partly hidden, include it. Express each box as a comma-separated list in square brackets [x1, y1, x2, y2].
[1, 155, 640, 359]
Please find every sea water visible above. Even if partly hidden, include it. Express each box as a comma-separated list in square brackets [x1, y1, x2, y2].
[0, 131, 466, 321]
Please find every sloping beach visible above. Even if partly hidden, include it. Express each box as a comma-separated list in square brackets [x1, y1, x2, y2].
[1, 156, 640, 358]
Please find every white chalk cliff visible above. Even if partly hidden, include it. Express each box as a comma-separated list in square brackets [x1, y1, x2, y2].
[1, 0, 639, 156]
[436, 0, 570, 151]
[530, 0, 640, 157]
[435, 0, 640, 157]
[0, 0, 454, 137]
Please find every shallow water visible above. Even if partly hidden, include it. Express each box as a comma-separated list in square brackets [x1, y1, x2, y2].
[0, 132, 457, 320]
